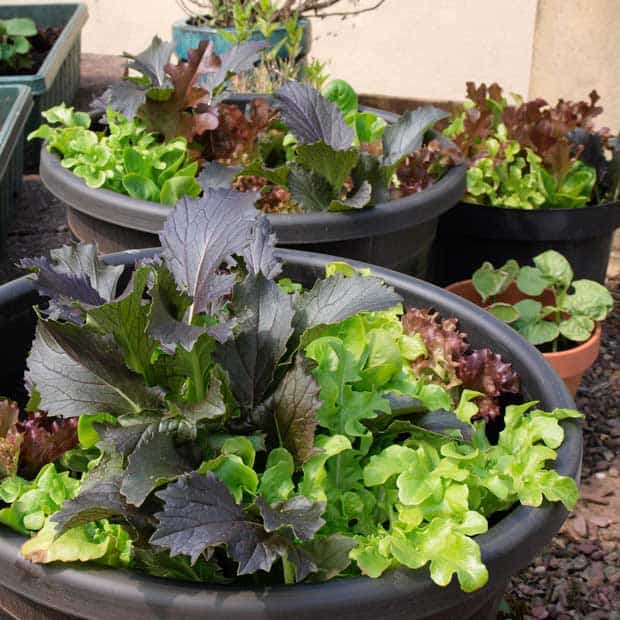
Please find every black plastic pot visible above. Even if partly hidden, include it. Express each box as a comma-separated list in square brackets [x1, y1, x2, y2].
[432, 200, 620, 286]
[0, 248, 581, 620]
[38, 98, 466, 278]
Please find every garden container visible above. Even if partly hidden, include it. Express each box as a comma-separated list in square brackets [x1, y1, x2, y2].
[446, 279, 602, 396]
[172, 17, 312, 61]
[0, 85, 32, 252]
[38, 98, 466, 278]
[432, 201, 620, 286]
[0, 3, 88, 171]
[0, 247, 581, 620]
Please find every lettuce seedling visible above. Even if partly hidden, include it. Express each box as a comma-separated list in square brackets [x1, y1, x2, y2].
[472, 250, 613, 351]
[0, 18, 37, 71]
[29, 104, 202, 205]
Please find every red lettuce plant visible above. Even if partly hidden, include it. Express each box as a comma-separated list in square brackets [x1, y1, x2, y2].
[0, 400, 78, 480]
[402, 308, 519, 420]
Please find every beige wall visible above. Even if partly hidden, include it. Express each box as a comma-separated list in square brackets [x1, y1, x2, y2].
[529, 0, 620, 131]
[17, 0, 620, 127]
[22, 0, 538, 101]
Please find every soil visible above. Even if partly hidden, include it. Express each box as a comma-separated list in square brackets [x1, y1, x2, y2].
[0, 26, 63, 77]
[0, 53, 618, 619]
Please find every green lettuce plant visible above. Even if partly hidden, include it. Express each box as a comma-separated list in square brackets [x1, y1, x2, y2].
[472, 250, 613, 351]
[0, 189, 580, 593]
[0, 17, 37, 71]
[28, 104, 201, 205]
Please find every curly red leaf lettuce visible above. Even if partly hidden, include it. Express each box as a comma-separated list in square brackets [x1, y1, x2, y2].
[402, 309, 519, 420]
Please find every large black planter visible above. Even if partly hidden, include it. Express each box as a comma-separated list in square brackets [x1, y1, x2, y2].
[38, 99, 466, 279]
[432, 200, 620, 285]
[0, 248, 581, 620]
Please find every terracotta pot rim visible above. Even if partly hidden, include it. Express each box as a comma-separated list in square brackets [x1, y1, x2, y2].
[445, 279, 602, 356]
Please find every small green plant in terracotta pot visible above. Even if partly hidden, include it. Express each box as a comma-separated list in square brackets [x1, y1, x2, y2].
[447, 250, 613, 395]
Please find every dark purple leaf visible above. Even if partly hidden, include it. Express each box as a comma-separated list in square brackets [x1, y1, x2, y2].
[159, 189, 258, 315]
[275, 81, 355, 150]
[257, 495, 325, 541]
[213, 274, 295, 413]
[272, 355, 321, 467]
[242, 216, 282, 279]
[382, 106, 449, 166]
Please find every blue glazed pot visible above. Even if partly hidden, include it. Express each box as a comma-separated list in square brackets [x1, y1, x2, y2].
[172, 17, 312, 60]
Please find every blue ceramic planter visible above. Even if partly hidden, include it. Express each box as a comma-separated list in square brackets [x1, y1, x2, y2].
[172, 17, 312, 60]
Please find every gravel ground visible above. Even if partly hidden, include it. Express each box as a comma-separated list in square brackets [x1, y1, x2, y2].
[0, 54, 618, 620]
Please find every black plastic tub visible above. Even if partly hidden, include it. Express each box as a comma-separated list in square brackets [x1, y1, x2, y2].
[0, 3, 88, 171]
[0, 248, 581, 620]
[38, 98, 466, 278]
[0, 85, 32, 252]
[432, 200, 620, 285]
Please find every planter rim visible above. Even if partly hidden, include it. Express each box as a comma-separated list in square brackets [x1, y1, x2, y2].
[457, 199, 620, 229]
[39, 144, 466, 245]
[0, 85, 33, 179]
[446, 278, 604, 358]
[0, 3, 88, 95]
[0, 248, 581, 619]
[173, 15, 311, 33]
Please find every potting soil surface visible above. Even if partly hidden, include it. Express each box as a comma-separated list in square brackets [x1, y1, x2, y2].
[0, 54, 618, 620]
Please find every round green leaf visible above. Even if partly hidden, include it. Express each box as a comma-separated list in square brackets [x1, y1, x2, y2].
[562, 280, 613, 321]
[559, 315, 594, 343]
[533, 250, 573, 288]
[487, 302, 520, 323]
[516, 266, 547, 296]
[517, 319, 559, 346]
[4, 18, 37, 37]
[513, 299, 543, 321]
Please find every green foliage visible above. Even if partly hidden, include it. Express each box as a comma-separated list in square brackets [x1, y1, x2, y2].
[471, 250, 613, 350]
[28, 104, 201, 205]
[0, 193, 581, 593]
[0, 17, 37, 71]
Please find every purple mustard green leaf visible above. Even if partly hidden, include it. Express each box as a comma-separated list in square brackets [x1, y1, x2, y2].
[272, 355, 321, 467]
[200, 40, 268, 94]
[382, 106, 449, 166]
[159, 189, 258, 315]
[197, 161, 242, 191]
[213, 274, 295, 413]
[328, 180, 372, 212]
[124, 35, 175, 88]
[121, 424, 194, 507]
[50, 452, 131, 536]
[293, 273, 402, 338]
[152, 472, 316, 580]
[275, 81, 355, 150]
[242, 216, 282, 279]
[26, 321, 165, 418]
[257, 495, 326, 541]
[288, 164, 335, 212]
[19, 244, 124, 322]
[94, 81, 147, 121]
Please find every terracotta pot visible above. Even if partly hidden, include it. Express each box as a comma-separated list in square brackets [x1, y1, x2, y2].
[446, 279, 602, 397]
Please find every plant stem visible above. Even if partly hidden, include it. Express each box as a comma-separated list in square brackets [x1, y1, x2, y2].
[190, 349, 205, 402]
[282, 557, 296, 584]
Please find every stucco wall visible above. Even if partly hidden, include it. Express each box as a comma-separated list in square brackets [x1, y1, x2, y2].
[18, 0, 620, 127]
[529, 0, 620, 131]
[22, 0, 537, 101]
